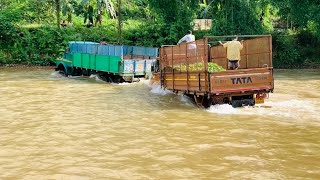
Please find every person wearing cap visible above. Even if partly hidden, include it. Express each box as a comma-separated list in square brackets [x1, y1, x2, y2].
[219, 36, 244, 70]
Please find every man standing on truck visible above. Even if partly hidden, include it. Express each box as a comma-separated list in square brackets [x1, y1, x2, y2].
[219, 36, 244, 70]
[177, 30, 196, 56]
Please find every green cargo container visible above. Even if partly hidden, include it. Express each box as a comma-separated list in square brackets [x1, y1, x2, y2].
[89, 54, 96, 69]
[73, 53, 121, 74]
[73, 53, 82, 67]
[109, 56, 121, 73]
[96, 55, 109, 72]
[82, 54, 90, 69]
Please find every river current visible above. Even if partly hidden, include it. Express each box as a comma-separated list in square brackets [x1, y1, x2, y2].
[0, 68, 319, 179]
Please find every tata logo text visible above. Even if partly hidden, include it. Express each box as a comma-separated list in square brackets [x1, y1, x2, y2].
[231, 77, 253, 84]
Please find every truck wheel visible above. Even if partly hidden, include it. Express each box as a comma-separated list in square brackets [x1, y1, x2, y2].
[232, 100, 241, 108]
[57, 64, 67, 76]
[193, 95, 211, 108]
[58, 70, 66, 76]
[242, 99, 255, 106]
[98, 73, 113, 83]
[232, 99, 255, 108]
[249, 99, 255, 106]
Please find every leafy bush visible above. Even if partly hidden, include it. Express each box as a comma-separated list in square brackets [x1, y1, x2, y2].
[296, 30, 318, 47]
[272, 31, 302, 68]
[296, 30, 320, 65]
[0, 23, 121, 66]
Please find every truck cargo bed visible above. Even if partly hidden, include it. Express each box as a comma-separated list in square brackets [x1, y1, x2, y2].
[158, 35, 274, 107]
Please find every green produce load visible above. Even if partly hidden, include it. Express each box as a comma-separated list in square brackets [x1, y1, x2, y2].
[208, 62, 225, 72]
[172, 62, 225, 72]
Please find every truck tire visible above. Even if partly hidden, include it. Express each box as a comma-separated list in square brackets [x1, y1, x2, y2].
[57, 64, 67, 76]
[232, 100, 241, 108]
[232, 99, 255, 108]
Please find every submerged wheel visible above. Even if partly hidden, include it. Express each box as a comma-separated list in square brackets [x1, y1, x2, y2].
[107, 76, 113, 83]
[231, 100, 241, 108]
[193, 95, 212, 108]
[232, 99, 255, 108]
[58, 70, 66, 76]
[98, 74, 112, 82]
[82, 69, 91, 76]
[57, 63, 67, 76]
[72, 67, 83, 76]
[98, 73, 121, 83]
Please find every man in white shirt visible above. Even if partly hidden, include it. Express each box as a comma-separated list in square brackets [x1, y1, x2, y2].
[178, 30, 195, 44]
[178, 30, 196, 56]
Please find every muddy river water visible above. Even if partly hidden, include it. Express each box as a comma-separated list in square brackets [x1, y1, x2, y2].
[0, 68, 319, 179]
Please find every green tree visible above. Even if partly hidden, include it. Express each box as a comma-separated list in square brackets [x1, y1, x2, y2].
[55, 0, 61, 29]
[289, 0, 320, 37]
[61, 0, 77, 23]
[80, 0, 116, 25]
[24, 0, 55, 24]
[202, 0, 265, 35]
[147, 0, 198, 43]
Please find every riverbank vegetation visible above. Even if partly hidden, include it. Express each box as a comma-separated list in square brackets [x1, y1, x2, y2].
[0, 0, 319, 68]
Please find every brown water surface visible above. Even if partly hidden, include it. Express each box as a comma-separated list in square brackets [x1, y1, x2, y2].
[0, 68, 319, 179]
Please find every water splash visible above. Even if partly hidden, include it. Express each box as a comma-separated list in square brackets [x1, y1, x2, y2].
[207, 99, 319, 122]
[263, 99, 318, 120]
[179, 95, 195, 107]
[141, 79, 151, 86]
[50, 71, 67, 79]
[145, 80, 172, 95]
[114, 82, 132, 86]
[150, 85, 171, 95]
[207, 104, 244, 114]
[89, 74, 106, 83]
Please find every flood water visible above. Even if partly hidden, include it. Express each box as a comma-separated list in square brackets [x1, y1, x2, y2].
[0, 68, 319, 179]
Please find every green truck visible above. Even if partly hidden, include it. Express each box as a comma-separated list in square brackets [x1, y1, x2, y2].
[56, 41, 158, 82]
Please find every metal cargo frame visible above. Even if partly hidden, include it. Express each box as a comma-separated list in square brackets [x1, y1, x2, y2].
[160, 38, 209, 94]
[207, 35, 272, 69]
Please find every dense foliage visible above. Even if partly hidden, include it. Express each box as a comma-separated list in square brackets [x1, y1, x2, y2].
[0, 0, 319, 68]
